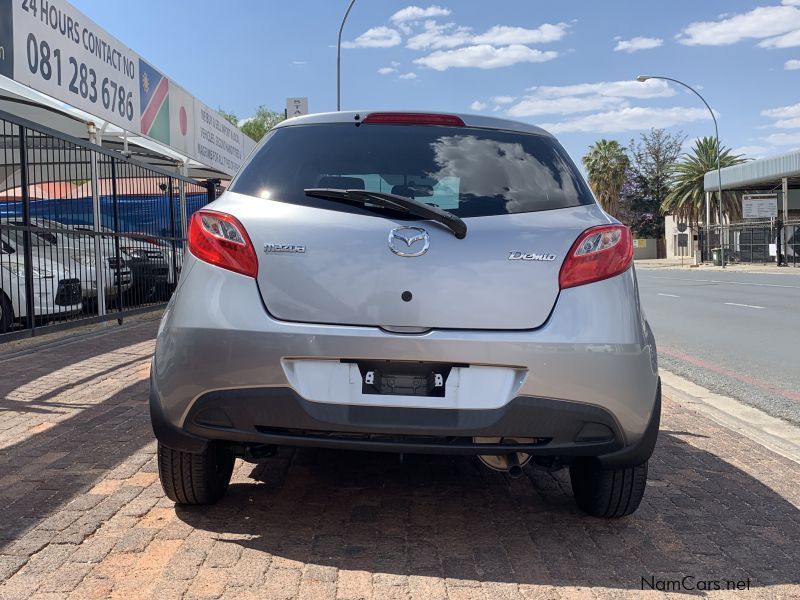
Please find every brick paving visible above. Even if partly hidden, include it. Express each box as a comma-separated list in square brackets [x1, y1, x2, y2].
[1, 320, 799, 599]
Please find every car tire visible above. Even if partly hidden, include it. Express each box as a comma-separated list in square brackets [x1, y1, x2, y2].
[157, 441, 235, 505]
[0, 294, 14, 333]
[569, 459, 648, 518]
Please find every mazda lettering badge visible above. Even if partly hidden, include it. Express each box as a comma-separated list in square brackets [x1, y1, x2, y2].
[388, 226, 430, 257]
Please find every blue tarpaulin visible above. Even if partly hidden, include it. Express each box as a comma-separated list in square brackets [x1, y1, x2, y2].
[0, 194, 207, 236]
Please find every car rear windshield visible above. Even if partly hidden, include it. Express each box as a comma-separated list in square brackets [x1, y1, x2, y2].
[230, 123, 594, 218]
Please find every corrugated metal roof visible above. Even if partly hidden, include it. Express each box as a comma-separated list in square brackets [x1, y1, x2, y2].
[704, 148, 800, 191]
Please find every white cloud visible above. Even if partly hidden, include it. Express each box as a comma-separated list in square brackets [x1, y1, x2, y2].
[390, 5, 451, 22]
[613, 36, 663, 53]
[472, 23, 569, 45]
[760, 28, 800, 48]
[772, 116, 800, 128]
[398, 72, 418, 79]
[470, 101, 488, 111]
[377, 67, 397, 75]
[406, 21, 472, 50]
[761, 101, 800, 134]
[732, 145, 770, 157]
[761, 102, 800, 119]
[540, 106, 712, 134]
[785, 58, 800, 68]
[677, 3, 800, 47]
[414, 44, 557, 70]
[407, 21, 567, 51]
[528, 79, 674, 99]
[343, 26, 402, 48]
[505, 79, 676, 118]
[765, 131, 800, 145]
[508, 95, 626, 117]
[491, 96, 516, 104]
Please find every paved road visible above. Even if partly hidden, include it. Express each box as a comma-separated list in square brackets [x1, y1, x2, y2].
[637, 268, 800, 426]
[2, 319, 800, 599]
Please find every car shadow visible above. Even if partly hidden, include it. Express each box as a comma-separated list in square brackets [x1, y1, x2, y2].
[0, 322, 158, 548]
[176, 432, 800, 592]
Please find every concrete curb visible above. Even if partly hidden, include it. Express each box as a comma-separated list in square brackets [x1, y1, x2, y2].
[661, 369, 800, 466]
[636, 262, 799, 275]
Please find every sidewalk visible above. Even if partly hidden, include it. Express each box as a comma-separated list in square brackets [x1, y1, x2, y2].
[1, 320, 799, 599]
[635, 257, 799, 274]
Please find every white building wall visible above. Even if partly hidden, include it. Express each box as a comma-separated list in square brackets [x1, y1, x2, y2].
[664, 215, 697, 258]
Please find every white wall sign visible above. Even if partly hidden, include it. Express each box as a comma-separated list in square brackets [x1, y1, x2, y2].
[195, 101, 247, 175]
[742, 194, 778, 219]
[286, 96, 308, 118]
[1, 0, 254, 176]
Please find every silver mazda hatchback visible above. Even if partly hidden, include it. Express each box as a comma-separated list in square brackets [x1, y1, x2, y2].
[151, 111, 660, 517]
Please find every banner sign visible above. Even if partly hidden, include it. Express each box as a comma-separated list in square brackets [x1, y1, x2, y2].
[0, 0, 254, 175]
[742, 194, 778, 219]
[286, 96, 308, 119]
[1, 0, 14, 78]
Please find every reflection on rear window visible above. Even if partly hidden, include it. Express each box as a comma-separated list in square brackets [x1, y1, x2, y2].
[231, 123, 594, 218]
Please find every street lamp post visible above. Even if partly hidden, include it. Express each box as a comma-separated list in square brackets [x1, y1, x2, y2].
[337, 0, 357, 111]
[635, 75, 725, 268]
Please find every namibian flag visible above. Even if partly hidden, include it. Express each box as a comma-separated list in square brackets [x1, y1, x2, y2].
[139, 59, 170, 145]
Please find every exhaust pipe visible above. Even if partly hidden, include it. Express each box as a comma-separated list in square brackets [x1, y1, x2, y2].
[475, 437, 532, 476]
[506, 452, 523, 479]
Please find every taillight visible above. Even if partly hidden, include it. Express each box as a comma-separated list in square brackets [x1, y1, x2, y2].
[362, 112, 465, 126]
[188, 210, 258, 278]
[559, 225, 633, 289]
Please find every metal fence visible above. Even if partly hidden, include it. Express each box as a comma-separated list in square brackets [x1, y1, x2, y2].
[1, 109, 216, 341]
[698, 220, 800, 267]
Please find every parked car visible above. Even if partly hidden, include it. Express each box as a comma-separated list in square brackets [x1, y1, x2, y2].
[122, 233, 183, 287]
[150, 111, 660, 517]
[0, 233, 82, 332]
[1, 218, 132, 302]
[69, 226, 175, 301]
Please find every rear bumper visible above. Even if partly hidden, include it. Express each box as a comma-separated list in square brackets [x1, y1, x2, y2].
[150, 376, 660, 467]
[151, 256, 660, 467]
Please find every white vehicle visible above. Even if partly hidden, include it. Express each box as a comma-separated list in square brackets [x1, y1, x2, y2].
[1, 218, 133, 300]
[0, 234, 83, 332]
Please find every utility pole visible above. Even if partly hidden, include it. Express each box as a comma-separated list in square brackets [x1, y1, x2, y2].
[337, 0, 357, 111]
[636, 75, 725, 267]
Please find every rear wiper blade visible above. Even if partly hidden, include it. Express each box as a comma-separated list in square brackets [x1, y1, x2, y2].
[304, 188, 467, 239]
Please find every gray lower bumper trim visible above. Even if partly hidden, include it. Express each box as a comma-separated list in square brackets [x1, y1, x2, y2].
[150, 379, 660, 465]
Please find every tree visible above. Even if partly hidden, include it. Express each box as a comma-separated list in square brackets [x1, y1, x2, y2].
[218, 109, 239, 127]
[240, 106, 285, 142]
[662, 137, 747, 226]
[217, 106, 285, 142]
[620, 129, 685, 239]
[581, 139, 629, 219]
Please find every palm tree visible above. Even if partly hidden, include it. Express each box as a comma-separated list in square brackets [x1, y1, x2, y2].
[582, 139, 629, 219]
[662, 137, 747, 226]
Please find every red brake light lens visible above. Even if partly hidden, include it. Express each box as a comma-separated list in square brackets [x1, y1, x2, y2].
[559, 225, 633, 289]
[188, 210, 258, 278]
[362, 112, 465, 126]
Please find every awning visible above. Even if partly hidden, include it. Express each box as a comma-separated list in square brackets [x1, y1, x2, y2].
[0, 76, 229, 181]
[704, 149, 800, 192]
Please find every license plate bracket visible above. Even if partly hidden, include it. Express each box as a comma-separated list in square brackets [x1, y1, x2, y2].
[351, 361, 461, 397]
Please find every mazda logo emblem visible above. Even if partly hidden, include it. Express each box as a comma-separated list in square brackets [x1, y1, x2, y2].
[388, 226, 430, 257]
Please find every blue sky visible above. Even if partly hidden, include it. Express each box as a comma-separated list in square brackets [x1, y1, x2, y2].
[70, 0, 800, 165]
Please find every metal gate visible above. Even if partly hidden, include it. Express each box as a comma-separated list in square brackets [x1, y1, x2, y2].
[698, 221, 800, 267]
[1, 108, 217, 341]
